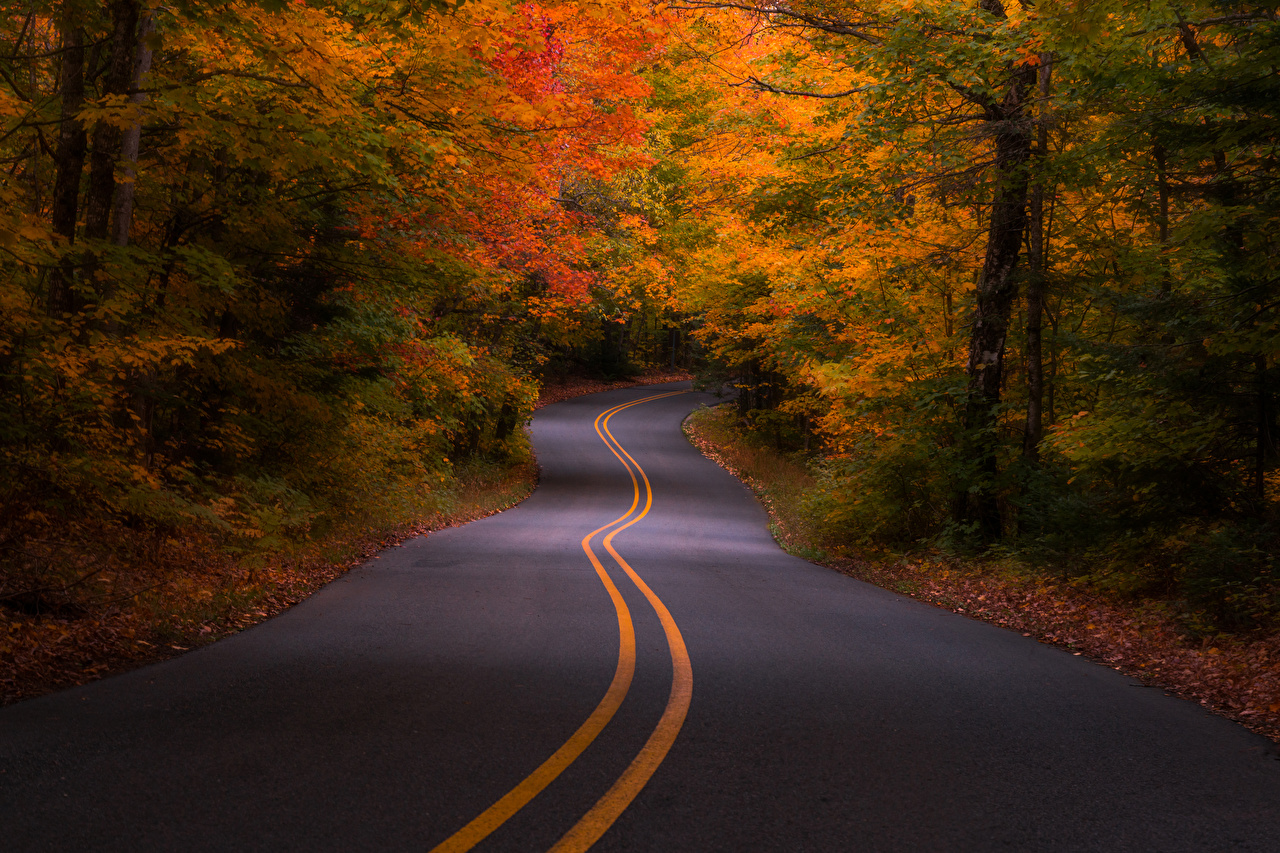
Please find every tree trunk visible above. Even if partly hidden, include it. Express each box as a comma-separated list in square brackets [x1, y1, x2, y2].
[1153, 143, 1170, 248]
[47, 3, 87, 315]
[1023, 56, 1052, 464]
[110, 12, 154, 245]
[962, 56, 1035, 541]
[1256, 355, 1271, 505]
[83, 1, 140, 242]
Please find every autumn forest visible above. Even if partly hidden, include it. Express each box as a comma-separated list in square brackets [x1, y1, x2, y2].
[1, 1, 1278, 708]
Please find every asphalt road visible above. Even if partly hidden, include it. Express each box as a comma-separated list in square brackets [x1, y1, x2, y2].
[3, 381, 1279, 852]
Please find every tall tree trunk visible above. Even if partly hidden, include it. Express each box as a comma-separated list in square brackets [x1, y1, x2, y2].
[110, 11, 154, 246]
[1152, 142, 1174, 309]
[1153, 143, 1170, 248]
[1023, 55, 1052, 464]
[1256, 355, 1271, 505]
[962, 51, 1035, 541]
[47, 3, 87, 315]
[83, 0, 140, 242]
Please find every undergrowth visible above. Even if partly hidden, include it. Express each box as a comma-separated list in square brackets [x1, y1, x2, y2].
[0, 453, 536, 706]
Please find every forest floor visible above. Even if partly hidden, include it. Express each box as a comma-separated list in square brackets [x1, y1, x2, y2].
[0, 369, 690, 708]
[683, 406, 1280, 745]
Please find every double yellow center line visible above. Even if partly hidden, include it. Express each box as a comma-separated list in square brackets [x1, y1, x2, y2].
[430, 390, 693, 853]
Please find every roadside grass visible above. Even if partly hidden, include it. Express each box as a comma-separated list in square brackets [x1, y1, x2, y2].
[680, 402, 823, 560]
[683, 405, 1280, 744]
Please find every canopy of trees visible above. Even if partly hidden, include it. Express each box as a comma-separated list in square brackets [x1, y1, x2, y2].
[1, 0, 670, 592]
[2, 0, 1277, 633]
[654, 0, 1279, 632]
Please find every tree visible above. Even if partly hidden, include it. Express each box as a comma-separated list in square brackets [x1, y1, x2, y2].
[0, 0, 664, 604]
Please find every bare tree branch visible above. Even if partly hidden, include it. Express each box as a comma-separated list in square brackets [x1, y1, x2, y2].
[669, 1, 889, 45]
[740, 75, 872, 99]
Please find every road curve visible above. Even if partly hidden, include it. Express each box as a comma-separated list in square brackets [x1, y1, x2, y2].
[2, 381, 1279, 851]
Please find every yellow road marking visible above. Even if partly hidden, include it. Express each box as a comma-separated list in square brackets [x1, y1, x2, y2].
[429, 390, 686, 853]
[548, 403, 694, 853]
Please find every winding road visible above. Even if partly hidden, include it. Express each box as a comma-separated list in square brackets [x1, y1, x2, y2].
[3, 381, 1279, 851]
